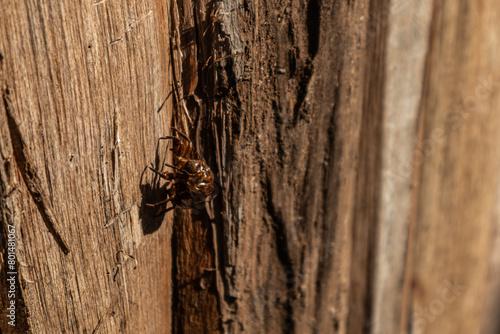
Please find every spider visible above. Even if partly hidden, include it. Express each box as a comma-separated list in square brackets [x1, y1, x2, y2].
[147, 128, 215, 214]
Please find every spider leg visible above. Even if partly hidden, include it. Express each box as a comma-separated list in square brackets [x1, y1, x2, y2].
[170, 128, 191, 142]
[155, 136, 182, 164]
[146, 196, 174, 207]
[158, 136, 179, 141]
[149, 166, 164, 176]
[154, 205, 176, 216]
[149, 166, 174, 181]
[165, 163, 188, 174]
[171, 127, 193, 157]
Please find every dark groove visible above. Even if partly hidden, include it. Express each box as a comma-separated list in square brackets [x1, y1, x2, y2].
[292, 62, 313, 123]
[306, 0, 321, 58]
[3, 89, 70, 255]
[313, 67, 342, 333]
[265, 173, 295, 333]
[272, 100, 285, 167]
[171, 218, 181, 334]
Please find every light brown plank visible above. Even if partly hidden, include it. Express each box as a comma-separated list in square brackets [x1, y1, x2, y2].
[0, 0, 173, 332]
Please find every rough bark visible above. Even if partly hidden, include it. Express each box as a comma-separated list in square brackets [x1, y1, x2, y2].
[212, 0, 369, 332]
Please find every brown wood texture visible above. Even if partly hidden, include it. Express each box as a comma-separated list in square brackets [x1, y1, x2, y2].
[214, 0, 500, 332]
[168, 0, 222, 332]
[212, 0, 369, 332]
[0, 0, 173, 333]
[403, 1, 500, 333]
[2, 0, 500, 333]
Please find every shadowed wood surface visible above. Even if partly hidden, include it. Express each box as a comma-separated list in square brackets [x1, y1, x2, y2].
[1, 0, 500, 333]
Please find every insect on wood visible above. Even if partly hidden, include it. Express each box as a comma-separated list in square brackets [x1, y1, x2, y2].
[147, 128, 215, 214]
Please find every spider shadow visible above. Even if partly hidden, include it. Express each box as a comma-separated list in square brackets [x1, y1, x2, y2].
[138, 138, 174, 235]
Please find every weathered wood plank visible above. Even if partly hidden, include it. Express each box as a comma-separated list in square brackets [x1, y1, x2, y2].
[402, 1, 500, 333]
[370, 1, 434, 333]
[0, 0, 173, 332]
[212, 0, 370, 332]
[2, 0, 500, 333]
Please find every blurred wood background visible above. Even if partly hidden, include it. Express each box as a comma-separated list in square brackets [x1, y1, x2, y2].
[1, 0, 500, 333]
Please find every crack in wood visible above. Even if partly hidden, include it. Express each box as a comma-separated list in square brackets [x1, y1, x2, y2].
[2, 89, 70, 255]
[264, 172, 296, 333]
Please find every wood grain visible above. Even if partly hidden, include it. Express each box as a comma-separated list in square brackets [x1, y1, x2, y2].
[211, 0, 369, 332]
[2, 0, 500, 333]
[0, 0, 173, 332]
[4, 92, 70, 255]
[403, 1, 500, 333]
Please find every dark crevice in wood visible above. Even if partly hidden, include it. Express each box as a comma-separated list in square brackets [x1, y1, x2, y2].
[3, 89, 70, 255]
[0, 91, 31, 332]
[170, 219, 181, 334]
[306, 0, 321, 58]
[170, 0, 225, 331]
[292, 61, 313, 124]
[313, 67, 342, 333]
[264, 172, 296, 333]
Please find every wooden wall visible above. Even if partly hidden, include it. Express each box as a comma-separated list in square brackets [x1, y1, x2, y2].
[1, 0, 500, 333]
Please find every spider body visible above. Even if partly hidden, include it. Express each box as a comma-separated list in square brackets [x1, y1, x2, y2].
[147, 128, 215, 213]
